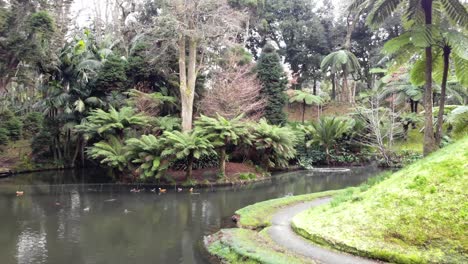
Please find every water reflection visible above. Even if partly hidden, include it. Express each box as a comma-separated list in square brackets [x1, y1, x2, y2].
[0, 166, 382, 264]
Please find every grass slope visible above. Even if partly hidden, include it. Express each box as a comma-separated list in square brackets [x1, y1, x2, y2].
[236, 190, 340, 229]
[293, 137, 468, 264]
[205, 228, 313, 264]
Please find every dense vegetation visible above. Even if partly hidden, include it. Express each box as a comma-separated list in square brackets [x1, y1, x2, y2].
[0, 0, 466, 184]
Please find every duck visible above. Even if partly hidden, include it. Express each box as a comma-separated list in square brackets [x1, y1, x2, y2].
[16, 191, 24, 196]
[189, 188, 193, 193]
[159, 188, 167, 193]
[83, 207, 90, 212]
[130, 188, 141, 193]
[177, 188, 183, 192]
[124, 209, 131, 214]
[55, 201, 61, 206]
[150, 188, 156, 193]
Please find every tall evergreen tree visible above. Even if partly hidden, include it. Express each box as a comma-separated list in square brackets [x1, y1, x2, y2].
[256, 43, 288, 125]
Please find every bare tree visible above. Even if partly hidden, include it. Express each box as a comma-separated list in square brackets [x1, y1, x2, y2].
[199, 61, 266, 120]
[354, 84, 402, 166]
[153, 0, 247, 131]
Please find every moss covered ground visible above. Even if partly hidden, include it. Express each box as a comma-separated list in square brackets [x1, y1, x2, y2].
[205, 189, 343, 263]
[293, 137, 468, 264]
[235, 190, 341, 229]
[205, 228, 313, 264]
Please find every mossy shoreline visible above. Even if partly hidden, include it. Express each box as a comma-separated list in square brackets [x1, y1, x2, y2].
[204, 190, 342, 263]
[292, 138, 468, 264]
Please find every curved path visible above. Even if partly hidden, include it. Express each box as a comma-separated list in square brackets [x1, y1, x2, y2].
[268, 198, 381, 264]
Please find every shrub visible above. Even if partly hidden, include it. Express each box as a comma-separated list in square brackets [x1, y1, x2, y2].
[250, 119, 297, 170]
[22, 112, 43, 138]
[0, 109, 23, 141]
[0, 127, 8, 151]
[238, 172, 256, 180]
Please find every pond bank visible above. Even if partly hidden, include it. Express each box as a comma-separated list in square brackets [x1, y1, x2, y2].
[292, 138, 468, 263]
[204, 190, 380, 264]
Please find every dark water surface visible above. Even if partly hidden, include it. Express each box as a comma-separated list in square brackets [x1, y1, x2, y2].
[0, 167, 381, 264]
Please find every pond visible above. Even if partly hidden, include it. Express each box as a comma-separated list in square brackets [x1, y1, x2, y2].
[0, 166, 382, 264]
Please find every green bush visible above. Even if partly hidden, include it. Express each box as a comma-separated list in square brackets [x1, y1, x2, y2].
[238, 172, 256, 180]
[250, 119, 297, 170]
[0, 110, 23, 141]
[0, 127, 8, 151]
[22, 112, 43, 138]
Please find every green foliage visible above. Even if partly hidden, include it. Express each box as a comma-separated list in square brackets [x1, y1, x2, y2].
[22, 112, 43, 138]
[446, 105, 468, 138]
[293, 138, 468, 263]
[153, 116, 181, 132]
[77, 106, 150, 138]
[161, 130, 216, 178]
[162, 130, 215, 160]
[0, 110, 23, 141]
[288, 90, 323, 105]
[28, 11, 55, 34]
[92, 55, 128, 94]
[0, 127, 8, 148]
[195, 114, 250, 176]
[31, 130, 53, 159]
[321, 50, 361, 75]
[238, 172, 257, 180]
[302, 117, 351, 163]
[250, 119, 297, 169]
[195, 114, 250, 147]
[126, 135, 164, 179]
[87, 136, 127, 172]
[170, 153, 219, 171]
[256, 43, 288, 125]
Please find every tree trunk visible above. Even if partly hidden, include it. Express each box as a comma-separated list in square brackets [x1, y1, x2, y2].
[186, 152, 194, 180]
[435, 45, 450, 146]
[219, 147, 226, 178]
[302, 101, 306, 123]
[342, 67, 349, 103]
[325, 147, 330, 165]
[313, 78, 317, 95]
[422, 0, 436, 156]
[180, 37, 197, 131]
[331, 74, 336, 100]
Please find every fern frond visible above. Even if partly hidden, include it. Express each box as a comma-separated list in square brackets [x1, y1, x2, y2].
[367, 0, 404, 26]
[439, 0, 468, 29]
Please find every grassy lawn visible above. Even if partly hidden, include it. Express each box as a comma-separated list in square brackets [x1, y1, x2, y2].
[292, 137, 468, 264]
[236, 190, 341, 229]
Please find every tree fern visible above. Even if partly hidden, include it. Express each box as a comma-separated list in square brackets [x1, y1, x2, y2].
[250, 119, 297, 169]
[161, 130, 215, 179]
[87, 136, 127, 171]
[439, 0, 468, 28]
[195, 114, 250, 177]
[126, 135, 165, 179]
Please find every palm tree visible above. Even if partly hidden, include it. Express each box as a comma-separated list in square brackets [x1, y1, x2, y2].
[304, 117, 351, 165]
[161, 130, 215, 180]
[250, 119, 297, 170]
[195, 114, 250, 178]
[288, 90, 324, 123]
[350, 0, 468, 155]
[321, 50, 360, 103]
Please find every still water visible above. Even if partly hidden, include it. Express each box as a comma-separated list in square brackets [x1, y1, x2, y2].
[0, 167, 381, 264]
